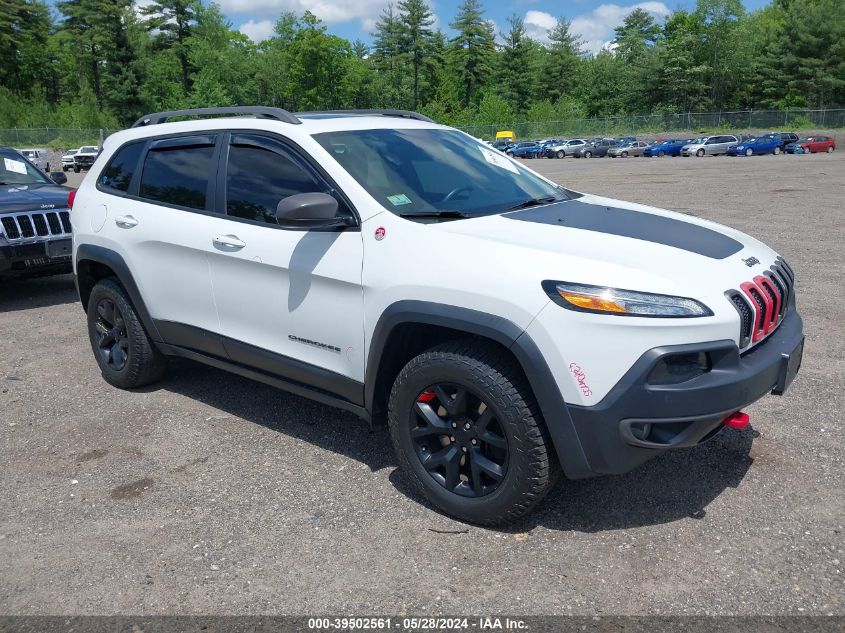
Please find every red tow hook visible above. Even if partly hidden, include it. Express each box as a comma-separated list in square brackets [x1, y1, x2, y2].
[723, 411, 750, 429]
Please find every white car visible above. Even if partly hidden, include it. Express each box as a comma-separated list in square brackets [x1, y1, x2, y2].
[545, 138, 587, 158]
[19, 148, 49, 172]
[61, 149, 78, 171]
[70, 107, 804, 526]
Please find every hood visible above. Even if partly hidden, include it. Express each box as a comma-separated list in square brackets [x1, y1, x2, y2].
[0, 184, 71, 214]
[429, 194, 778, 299]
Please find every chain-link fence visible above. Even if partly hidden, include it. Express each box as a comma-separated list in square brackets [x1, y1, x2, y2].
[457, 108, 845, 140]
[0, 128, 117, 149]
[2, 108, 843, 147]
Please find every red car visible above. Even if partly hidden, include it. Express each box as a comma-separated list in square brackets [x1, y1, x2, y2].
[786, 135, 836, 154]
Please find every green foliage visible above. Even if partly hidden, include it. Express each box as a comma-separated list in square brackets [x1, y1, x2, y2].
[0, 0, 842, 133]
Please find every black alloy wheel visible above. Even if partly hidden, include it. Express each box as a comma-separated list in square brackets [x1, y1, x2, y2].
[410, 383, 508, 498]
[93, 298, 129, 371]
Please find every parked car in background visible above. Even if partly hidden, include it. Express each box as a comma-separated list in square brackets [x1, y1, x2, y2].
[545, 139, 587, 158]
[72, 145, 100, 172]
[786, 136, 836, 154]
[1, 147, 72, 279]
[19, 149, 50, 172]
[61, 149, 78, 171]
[573, 139, 615, 158]
[726, 135, 783, 156]
[505, 141, 543, 159]
[608, 141, 649, 157]
[643, 139, 690, 157]
[615, 136, 637, 145]
[681, 135, 739, 157]
[768, 132, 799, 150]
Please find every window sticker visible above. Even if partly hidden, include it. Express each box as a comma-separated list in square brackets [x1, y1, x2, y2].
[387, 194, 412, 206]
[4, 158, 27, 175]
[478, 146, 519, 174]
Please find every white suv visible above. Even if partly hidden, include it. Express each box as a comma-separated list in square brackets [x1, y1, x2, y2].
[71, 107, 804, 525]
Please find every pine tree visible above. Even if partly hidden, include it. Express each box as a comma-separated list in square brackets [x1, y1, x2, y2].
[140, 0, 198, 93]
[498, 14, 541, 113]
[448, 0, 496, 108]
[372, 3, 409, 107]
[542, 18, 584, 102]
[397, 0, 435, 109]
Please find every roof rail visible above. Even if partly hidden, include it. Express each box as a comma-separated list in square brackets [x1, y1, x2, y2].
[131, 106, 301, 128]
[296, 109, 435, 123]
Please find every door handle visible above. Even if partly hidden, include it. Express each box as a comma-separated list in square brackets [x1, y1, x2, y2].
[213, 234, 246, 250]
[114, 215, 138, 228]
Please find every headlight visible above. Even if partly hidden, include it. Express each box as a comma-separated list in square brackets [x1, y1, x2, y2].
[542, 281, 713, 318]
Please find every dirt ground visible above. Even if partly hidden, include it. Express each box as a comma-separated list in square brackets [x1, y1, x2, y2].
[1, 151, 843, 615]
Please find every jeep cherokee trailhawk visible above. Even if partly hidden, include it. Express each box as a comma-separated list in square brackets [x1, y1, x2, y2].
[72, 107, 804, 525]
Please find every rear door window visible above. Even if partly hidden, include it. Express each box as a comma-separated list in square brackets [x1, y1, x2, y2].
[138, 135, 216, 211]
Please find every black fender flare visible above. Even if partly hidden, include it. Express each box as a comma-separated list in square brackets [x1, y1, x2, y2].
[74, 244, 163, 343]
[365, 300, 592, 478]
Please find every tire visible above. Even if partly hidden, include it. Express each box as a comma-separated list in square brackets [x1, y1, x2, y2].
[73, 165, 80, 173]
[622, 151, 628, 158]
[45, 163, 50, 171]
[62, 166, 68, 172]
[583, 151, 592, 158]
[773, 146, 781, 155]
[657, 150, 665, 158]
[696, 149, 705, 157]
[87, 278, 166, 389]
[387, 340, 557, 526]
[745, 148, 753, 156]
[556, 150, 565, 159]
[827, 146, 834, 153]
[506, 151, 514, 157]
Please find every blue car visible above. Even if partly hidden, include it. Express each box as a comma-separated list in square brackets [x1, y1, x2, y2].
[726, 135, 783, 156]
[643, 139, 690, 157]
[505, 142, 543, 159]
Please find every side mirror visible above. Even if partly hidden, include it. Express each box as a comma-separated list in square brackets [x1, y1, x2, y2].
[275, 192, 348, 230]
[50, 172, 67, 185]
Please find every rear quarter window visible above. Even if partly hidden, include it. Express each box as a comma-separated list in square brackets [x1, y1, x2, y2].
[99, 142, 145, 192]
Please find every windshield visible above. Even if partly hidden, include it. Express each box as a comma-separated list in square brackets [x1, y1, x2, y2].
[313, 128, 568, 219]
[797, 138, 812, 143]
[0, 150, 51, 185]
[689, 137, 706, 144]
[80, 146, 98, 153]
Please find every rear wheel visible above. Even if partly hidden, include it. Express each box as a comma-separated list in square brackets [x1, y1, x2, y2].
[388, 340, 557, 526]
[828, 146, 834, 153]
[87, 278, 166, 389]
[73, 165, 80, 173]
[773, 146, 781, 155]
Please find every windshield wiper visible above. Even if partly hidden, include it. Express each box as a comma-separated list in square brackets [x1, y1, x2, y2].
[506, 195, 560, 211]
[398, 210, 471, 220]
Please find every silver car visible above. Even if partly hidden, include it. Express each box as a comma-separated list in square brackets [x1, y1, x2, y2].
[681, 135, 739, 157]
[607, 141, 649, 157]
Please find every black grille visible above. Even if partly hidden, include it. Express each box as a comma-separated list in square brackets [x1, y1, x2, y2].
[60, 211, 72, 233]
[32, 213, 49, 236]
[1, 216, 20, 239]
[728, 293, 753, 347]
[18, 215, 34, 238]
[46, 212, 62, 234]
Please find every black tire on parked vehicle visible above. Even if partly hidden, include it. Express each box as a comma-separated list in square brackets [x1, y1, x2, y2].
[556, 150, 565, 159]
[583, 151, 592, 158]
[827, 146, 834, 153]
[506, 151, 514, 157]
[74, 165, 80, 173]
[745, 148, 753, 156]
[657, 150, 665, 157]
[622, 151, 628, 158]
[87, 278, 167, 389]
[696, 148, 705, 157]
[62, 166, 68, 172]
[387, 340, 558, 526]
[773, 146, 781, 155]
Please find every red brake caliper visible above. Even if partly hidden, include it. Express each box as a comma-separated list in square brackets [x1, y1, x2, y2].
[417, 391, 436, 403]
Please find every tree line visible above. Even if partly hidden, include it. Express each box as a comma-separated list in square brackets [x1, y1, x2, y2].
[0, 0, 843, 133]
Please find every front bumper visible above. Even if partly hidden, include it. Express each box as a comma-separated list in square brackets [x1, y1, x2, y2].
[0, 239, 73, 279]
[561, 308, 804, 477]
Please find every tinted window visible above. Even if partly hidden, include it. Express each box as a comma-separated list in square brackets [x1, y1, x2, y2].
[139, 136, 215, 210]
[100, 142, 144, 192]
[225, 135, 322, 224]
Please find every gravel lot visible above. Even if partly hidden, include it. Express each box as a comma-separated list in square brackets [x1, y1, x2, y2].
[1, 153, 843, 616]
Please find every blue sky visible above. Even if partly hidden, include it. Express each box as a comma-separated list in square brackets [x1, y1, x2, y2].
[225, 0, 770, 51]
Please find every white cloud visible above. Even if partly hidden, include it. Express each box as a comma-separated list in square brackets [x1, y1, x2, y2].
[569, 2, 671, 54]
[219, 0, 388, 29]
[239, 19, 276, 42]
[524, 10, 556, 42]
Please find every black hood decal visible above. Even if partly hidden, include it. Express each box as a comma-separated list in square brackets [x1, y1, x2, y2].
[505, 199, 743, 259]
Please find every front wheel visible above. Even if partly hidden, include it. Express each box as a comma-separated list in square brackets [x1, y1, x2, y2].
[657, 150, 665, 158]
[583, 151, 592, 158]
[621, 151, 628, 158]
[745, 148, 753, 156]
[87, 278, 166, 389]
[696, 148, 705, 157]
[556, 150, 565, 159]
[73, 165, 80, 173]
[388, 340, 557, 526]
